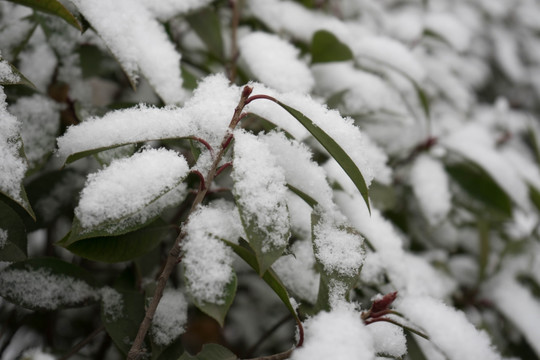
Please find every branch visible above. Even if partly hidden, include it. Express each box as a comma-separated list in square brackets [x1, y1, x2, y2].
[127, 86, 254, 360]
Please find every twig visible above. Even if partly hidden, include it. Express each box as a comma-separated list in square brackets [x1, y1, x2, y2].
[127, 86, 254, 360]
[59, 325, 105, 360]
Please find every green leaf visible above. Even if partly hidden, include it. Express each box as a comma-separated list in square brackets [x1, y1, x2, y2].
[102, 289, 146, 356]
[0, 200, 27, 261]
[6, 0, 82, 31]
[276, 101, 371, 213]
[529, 184, 540, 213]
[58, 219, 173, 263]
[0, 258, 97, 311]
[191, 274, 237, 327]
[287, 184, 318, 208]
[415, 83, 431, 121]
[222, 240, 302, 329]
[405, 330, 429, 360]
[178, 344, 237, 360]
[446, 161, 512, 218]
[0, 56, 36, 89]
[153, 336, 185, 360]
[235, 200, 289, 276]
[186, 8, 224, 60]
[477, 217, 490, 283]
[311, 30, 354, 64]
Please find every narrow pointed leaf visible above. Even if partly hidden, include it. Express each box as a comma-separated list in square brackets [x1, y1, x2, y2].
[6, 0, 82, 31]
[0, 57, 36, 88]
[287, 184, 318, 208]
[277, 101, 371, 213]
[186, 8, 224, 60]
[311, 30, 353, 64]
[477, 218, 490, 283]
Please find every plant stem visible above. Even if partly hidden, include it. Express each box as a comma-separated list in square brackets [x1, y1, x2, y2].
[59, 325, 105, 360]
[127, 86, 253, 360]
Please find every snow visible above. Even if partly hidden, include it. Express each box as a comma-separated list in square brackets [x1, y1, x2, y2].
[75, 148, 189, 232]
[442, 124, 530, 210]
[425, 13, 471, 52]
[232, 131, 290, 250]
[151, 289, 188, 346]
[18, 29, 57, 91]
[20, 347, 56, 360]
[397, 295, 501, 360]
[9, 95, 60, 169]
[137, 0, 213, 20]
[0, 229, 7, 249]
[0, 267, 98, 310]
[366, 321, 407, 358]
[291, 305, 375, 360]
[0, 87, 27, 203]
[492, 26, 525, 83]
[99, 287, 123, 321]
[182, 201, 244, 304]
[69, 0, 186, 104]
[0, 57, 20, 84]
[409, 154, 451, 225]
[239, 32, 314, 93]
[353, 36, 426, 83]
[485, 274, 540, 357]
[273, 239, 320, 304]
[313, 216, 365, 277]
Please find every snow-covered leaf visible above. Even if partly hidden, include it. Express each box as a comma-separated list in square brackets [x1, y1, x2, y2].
[311, 30, 353, 64]
[186, 7, 224, 60]
[0, 258, 98, 310]
[0, 56, 36, 88]
[232, 131, 290, 275]
[6, 0, 81, 30]
[192, 275, 237, 328]
[0, 200, 27, 261]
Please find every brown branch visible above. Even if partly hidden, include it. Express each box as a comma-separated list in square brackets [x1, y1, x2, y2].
[127, 86, 253, 360]
[59, 325, 105, 360]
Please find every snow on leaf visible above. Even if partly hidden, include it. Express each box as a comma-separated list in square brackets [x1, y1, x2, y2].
[366, 321, 406, 358]
[151, 289, 188, 346]
[291, 304, 375, 360]
[74, 148, 189, 234]
[232, 130, 290, 275]
[69, 0, 186, 104]
[397, 295, 501, 360]
[409, 154, 451, 226]
[239, 31, 314, 93]
[137, 0, 213, 21]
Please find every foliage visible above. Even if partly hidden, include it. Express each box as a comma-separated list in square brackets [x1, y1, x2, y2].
[1, 0, 540, 359]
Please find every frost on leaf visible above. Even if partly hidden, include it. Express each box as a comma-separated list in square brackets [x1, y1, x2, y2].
[291, 305, 375, 360]
[151, 289, 188, 346]
[182, 201, 244, 305]
[232, 130, 290, 272]
[0, 57, 20, 84]
[239, 32, 314, 93]
[0, 87, 28, 204]
[397, 295, 501, 360]
[75, 148, 189, 234]
[69, 0, 186, 104]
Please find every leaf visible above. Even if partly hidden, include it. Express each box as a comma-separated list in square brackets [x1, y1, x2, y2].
[529, 184, 540, 213]
[311, 30, 354, 64]
[477, 217, 490, 283]
[446, 161, 512, 218]
[415, 83, 431, 120]
[102, 289, 146, 356]
[276, 101, 371, 213]
[0, 258, 98, 311]
[178, 344, 237, 360]
[191, 274, 237, 327]
[58, 218, 173, 263]
[0, 200, 27, 261]
[6, 0, 82, 31]
[405, 330, 429, 360]
[222, 240, 302, 329]
[153, 336, 185, 360]
[186, 7, 224, 60]
[0, 56, 36, 89]
[287, 184, 318, 208]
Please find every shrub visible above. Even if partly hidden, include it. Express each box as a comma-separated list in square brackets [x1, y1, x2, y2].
[1, 0, 540, 359]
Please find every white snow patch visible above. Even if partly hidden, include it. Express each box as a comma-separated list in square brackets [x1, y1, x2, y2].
[99, 287, 123, 321]
[425, 13, 471, 52]
[366, 321, 407, 358]
[232, 131, 290, 250]
[239, 32, 314, 93]
[151, 289, 188, 346]
[138, 0, 213, 20]
[75, 148, 189, 232]
[69, 0, 186, 104]
[0, 57, 20, 83]
[397, 295, 501, 360]
[0, 229, 7, 249]
[409, 154, 451, 225]
[20, 347, 56, 360]
[0, 267, 98, 310]
[291, 305, 375, 360]
[182, 201, 244, 304]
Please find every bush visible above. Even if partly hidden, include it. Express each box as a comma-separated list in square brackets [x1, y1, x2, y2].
[1, 0, 540, 359]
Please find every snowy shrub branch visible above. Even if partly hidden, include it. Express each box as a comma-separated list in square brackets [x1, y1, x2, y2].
[1, 0, 540, 359]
